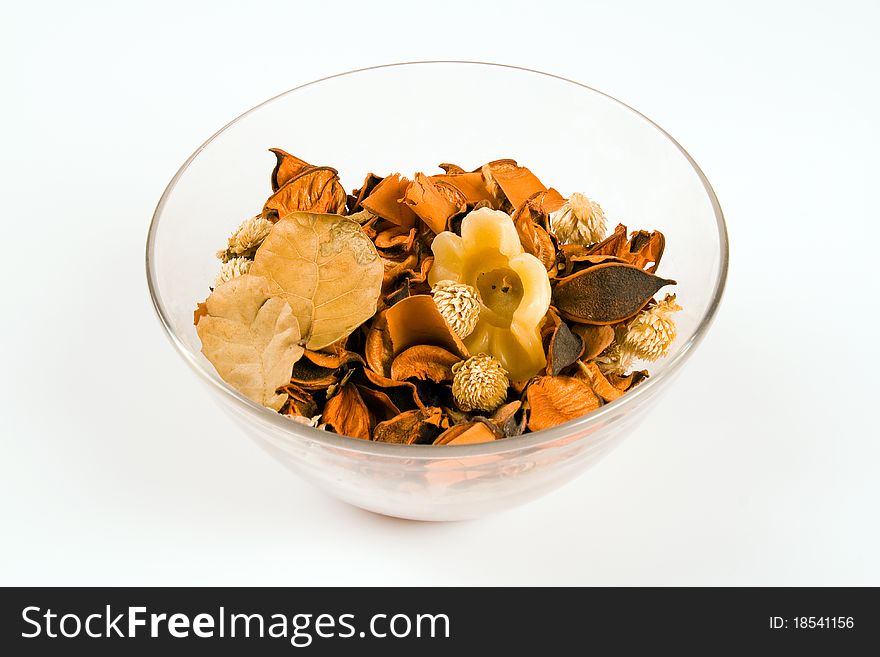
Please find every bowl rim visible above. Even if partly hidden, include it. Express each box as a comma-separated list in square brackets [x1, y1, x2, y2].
[146, 60, 729, 459]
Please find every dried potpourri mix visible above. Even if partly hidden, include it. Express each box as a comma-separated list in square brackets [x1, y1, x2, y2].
[194, 149, 681, 445]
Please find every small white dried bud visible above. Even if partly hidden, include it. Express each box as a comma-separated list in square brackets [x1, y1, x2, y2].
[549, 192, 607, 245]
[214, 256, 252, 287]
[217, 215, 273, 261]
[620, 294, 682, 362]
[287, 414, 326, 430]
[431, 280, 482, 339]
[452, 354, 509, 412]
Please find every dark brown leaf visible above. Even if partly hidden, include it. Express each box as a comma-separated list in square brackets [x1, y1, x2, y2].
[548, 321, 584, 375]
[553, 263, 675, 325]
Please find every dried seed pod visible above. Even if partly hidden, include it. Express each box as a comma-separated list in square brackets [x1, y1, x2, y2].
[269, 148, 312, 191]
[323, 384, 372, 440]
[390, 345, 461, 383]
[552, 263, 675, 325]
[572, 324, 615, 362]
[547, 320, 584, 375]
[361, 174, 419, 228]
[385, 294, 469, 359]
[549, 192, 607, 245]
[433, 419, 501, 445]
[451, 354, 509, 412]
[373, 407, 446, 445]
[526, 376, 600, 432]
[262, 166, 347, 221]
[431, 280, 481, 339]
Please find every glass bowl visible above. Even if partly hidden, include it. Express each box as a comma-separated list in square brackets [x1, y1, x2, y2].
[146, 62, 727, 521]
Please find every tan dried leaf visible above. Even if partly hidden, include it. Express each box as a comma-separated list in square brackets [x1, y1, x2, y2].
[526, 376, 600, 432]
[249, 212, 384, 350]
[196, 274, 304, 411]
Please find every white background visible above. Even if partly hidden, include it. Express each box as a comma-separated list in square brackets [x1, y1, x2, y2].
[3, 0, 878, 585]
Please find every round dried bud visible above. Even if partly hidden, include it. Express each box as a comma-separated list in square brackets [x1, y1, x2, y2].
[452, 354, 509, 412]
[217, 215, 273, 261]
[214, 256, 252, 287]
[431, 280, 481, 339]
[549, 192, 607, 245]
[621, 294, 682, 361]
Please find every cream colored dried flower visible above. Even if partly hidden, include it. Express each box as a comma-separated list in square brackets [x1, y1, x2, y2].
[214, 256, 252, 287]
[217, 215, 273, 261]
[287, 414, 327, 430]
[549, 192, 607, 245]
[431, 280, 481, 339]
[452, 354, 509, 412]
[620, 294, 682, 362]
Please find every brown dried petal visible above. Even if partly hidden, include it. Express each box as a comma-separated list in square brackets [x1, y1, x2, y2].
[527, 376, 601, 432]
[553, 264, 676, 325]
[323, 385, 372, 440]
[548, 321, 584, 375]
[349, 172, 384, 212]
[361, 174, 418, 228]
[262, 167, 347, 221]
[624, 230, 666, 273]
[587, 223, 628, 257]
[361, 368, 424, 410]
[402, 172, 464, 234]
[365, 312, 394, 377]
[385, 294, 469, 359]
[390, 345, 461, 383]
[572, 324, 616, 361]
[301, 347, 364, 370]
[433, 419, 501, 445]
[193, 301, 208, 326]
[431, 171, 498, 207]
[373, 407, 446, 445]
[289, 358, 339, 390]
[607, 370, 649, 392]
[576, 361, 624, 402]
[490, 401, 526, 437]
[437, 163, 467, 174]
[269, 148, 311, 192]
[374, 225, 416, 250]
[355, 384, 401, 423]
[484, 159, 547, 209]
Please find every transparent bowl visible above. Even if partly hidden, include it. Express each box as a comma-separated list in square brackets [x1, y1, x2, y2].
[147, 62, 727, 521]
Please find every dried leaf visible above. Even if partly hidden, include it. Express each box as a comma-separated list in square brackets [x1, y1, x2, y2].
[390, 345, 461, 382]
[385, 294, 469, 359]
[548, 321, 584, 375]
[355, 384, 401, 422]
[587, 223, 628, 257]
[323, 384, 372, 439]
[360, 368, 423, 410]
[489, 400, 526, 437]
[526, 376, 600, 432]
[279, 383, 318, 418]
[193, 301, 208, 326]
[572, 324, 615, 361]
[608, 370, 649, 392]
[249, 212, 384, 349]
[269, 148, 311, 192]
[374, 225, 416, 250]
[484, 159, 547, 209]
[624, 230, 666, 273]
[196, 274, 304, 411]
[361, 174, 418, 228]
[301, 347, 364, 370]
[402, 172, 465, 234]
[431, 171, 497, 207]
[289, 358, 339, 390]
[434, 419, 500, 445]
[262, 167, 347, 221]
[553, 264, 676, 325]
[365, 312, 394, 376]
[437, 163, 466, 174]
[373, 407, 446, 445]
[576, 360, 623, 402]
[349, 172, 384, 212]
